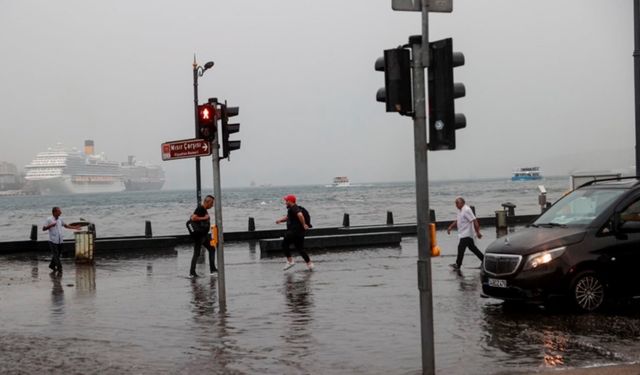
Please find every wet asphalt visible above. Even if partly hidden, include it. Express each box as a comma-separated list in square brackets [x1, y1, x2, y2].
[1, 230, 640, 374]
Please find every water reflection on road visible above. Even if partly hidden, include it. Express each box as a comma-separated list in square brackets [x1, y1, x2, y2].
[1, 233, 640, 374]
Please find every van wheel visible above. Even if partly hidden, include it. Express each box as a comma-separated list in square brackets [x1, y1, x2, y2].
[571, 271, 605, 312]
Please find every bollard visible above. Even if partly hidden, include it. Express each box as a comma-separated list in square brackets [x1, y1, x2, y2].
[495, 210, 507, 229]
[429, 209, 436, 223]
[342, 213, 350, 227]
[145, 220, 152, 238]
[248, 217, 256, 232]
[502, 202, 516, 216]
[386, 211, 394, 225]
[496, 227, 508, 238]
[30, 225, 37, 241]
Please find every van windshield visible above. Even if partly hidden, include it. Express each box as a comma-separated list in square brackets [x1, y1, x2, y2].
[534, 188, 624, 226]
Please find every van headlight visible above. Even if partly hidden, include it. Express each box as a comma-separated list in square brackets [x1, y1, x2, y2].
[522, 246, 566, 271]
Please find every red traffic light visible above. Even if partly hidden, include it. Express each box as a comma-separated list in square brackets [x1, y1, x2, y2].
[198, 104, 216, 125]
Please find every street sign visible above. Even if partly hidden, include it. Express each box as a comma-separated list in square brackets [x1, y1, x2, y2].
[392, 0, 452, 13]
[161, 138, 211, 161]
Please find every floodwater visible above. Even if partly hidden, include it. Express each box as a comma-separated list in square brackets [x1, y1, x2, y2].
[2, 231, 640, 374]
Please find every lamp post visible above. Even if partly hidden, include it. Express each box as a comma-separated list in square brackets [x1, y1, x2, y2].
[193, 56, 215, 204]
[635, 0, 640, 175]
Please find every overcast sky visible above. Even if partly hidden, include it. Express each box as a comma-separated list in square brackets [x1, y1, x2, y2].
[0, 0, 634, 189]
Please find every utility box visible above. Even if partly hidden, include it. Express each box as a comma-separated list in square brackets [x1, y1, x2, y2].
[75, 225, 95, 263]
[495, 210, 507, 229]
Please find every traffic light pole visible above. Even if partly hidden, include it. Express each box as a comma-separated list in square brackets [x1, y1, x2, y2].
[413, 3, 435, 375]
[211, 133, 227, 309]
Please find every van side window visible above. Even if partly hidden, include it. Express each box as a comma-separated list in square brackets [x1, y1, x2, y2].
[620, 200, 640, 227]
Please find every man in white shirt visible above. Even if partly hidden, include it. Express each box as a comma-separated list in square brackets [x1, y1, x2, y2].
[43, 206, 80, 273]
[447, 197, 484, 270]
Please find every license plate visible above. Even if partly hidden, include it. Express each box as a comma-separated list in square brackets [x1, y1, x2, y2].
[488, 278, 507, 288]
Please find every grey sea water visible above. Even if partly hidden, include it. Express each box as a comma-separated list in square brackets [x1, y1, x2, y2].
[0, 177, 570, 241]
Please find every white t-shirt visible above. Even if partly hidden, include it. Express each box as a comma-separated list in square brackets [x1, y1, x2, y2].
[456, 205, 476, 239]
[45, 216, 66, 244]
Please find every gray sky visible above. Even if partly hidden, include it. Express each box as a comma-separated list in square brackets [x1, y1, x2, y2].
[0, 0, 634, 189]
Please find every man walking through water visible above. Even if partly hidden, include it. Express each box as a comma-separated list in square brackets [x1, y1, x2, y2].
[276, 194, 314, 271]
[447, 197, 484, 270]
[189, 194, 216, 278]
[42, 206, 80, 273]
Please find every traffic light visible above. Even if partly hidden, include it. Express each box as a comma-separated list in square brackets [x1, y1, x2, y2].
[428, 38, 466, 150]
[220, 103, 240, 159]
[197, 103, 217, 141]
[375, 48, 412, 115]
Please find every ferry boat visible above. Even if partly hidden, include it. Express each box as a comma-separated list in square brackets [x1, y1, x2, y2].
[329, 176, 350, 187]
[121, 156, 165, 191]
[511, 167, 543, 181]
[24, 140, 165, 195]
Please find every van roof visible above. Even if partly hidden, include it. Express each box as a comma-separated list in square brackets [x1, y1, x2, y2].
[579, 177, 640, 189]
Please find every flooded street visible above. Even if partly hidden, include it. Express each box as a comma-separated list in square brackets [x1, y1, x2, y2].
[2, 231, 640, 374]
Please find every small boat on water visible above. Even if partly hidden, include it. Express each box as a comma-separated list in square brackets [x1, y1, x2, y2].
[511, 167, 542, 181]
[327, 176, 350, 187]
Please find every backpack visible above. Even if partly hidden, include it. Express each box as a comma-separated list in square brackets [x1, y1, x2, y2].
[298, 206, 312, 228]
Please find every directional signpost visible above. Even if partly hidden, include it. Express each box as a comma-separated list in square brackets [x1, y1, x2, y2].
[161, 138, 211, 161]
[392, 0, 451, 12]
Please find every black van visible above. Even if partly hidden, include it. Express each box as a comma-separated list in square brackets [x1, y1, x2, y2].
[481, 177, 640, 312]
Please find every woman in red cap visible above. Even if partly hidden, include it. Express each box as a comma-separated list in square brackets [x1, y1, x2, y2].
[275, 194, 314, 271]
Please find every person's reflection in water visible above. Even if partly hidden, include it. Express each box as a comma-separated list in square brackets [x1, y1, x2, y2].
[186, 277, 238, 373]
[456, 271, 480, 293]
[190, 277, 217, 325]
[49, 272, 65, 322]
[282, 272, 314, 354]
[31, 256, 39, 280]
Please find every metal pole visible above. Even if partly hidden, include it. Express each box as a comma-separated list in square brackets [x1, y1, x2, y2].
[193, 57, 202, 205]
[635, 0, 640, 175]
[212, 133, 226, 309]
[414, 2, 435, 374]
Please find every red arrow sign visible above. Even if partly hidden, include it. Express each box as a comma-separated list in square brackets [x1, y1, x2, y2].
[161, 138, 211, 161]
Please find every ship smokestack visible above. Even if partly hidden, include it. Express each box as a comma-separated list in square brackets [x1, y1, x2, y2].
[84, 140, 94, 155]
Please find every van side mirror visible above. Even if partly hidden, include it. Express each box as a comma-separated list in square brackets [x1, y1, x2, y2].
[612, 212, 621, 232]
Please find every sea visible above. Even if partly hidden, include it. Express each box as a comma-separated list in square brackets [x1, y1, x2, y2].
[0, 177, 570, 242]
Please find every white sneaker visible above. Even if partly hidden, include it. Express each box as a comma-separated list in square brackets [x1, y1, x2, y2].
[283, 261, 295, 271]
[306, 262, 315, 271]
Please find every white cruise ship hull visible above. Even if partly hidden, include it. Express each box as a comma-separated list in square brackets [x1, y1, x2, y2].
[29, 175, 125, 195]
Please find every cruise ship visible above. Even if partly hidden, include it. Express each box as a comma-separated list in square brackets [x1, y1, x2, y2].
[24, 140, 165, 195]
[121, 156, 165, 191]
